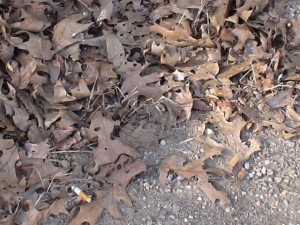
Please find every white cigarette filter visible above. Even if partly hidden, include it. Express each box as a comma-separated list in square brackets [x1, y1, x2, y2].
[71, 186, 92, 203]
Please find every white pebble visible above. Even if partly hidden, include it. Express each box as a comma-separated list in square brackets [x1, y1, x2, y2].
[205, 128, 214, 135]
[267, 169, 273, 176]
[225, 207, 230, 212]
[160, 139, 166, 146]
[184, 218, 188, 223]
[244, 162, 250, 170]
[169, 215, 176, 220]
[264, 160, 270, 166]
[197, 196, 202, 201]
[261, 167, 267, 175]
[256, 171, 262, 177]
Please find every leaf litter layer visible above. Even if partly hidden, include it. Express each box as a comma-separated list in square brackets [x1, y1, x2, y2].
[0, 0, 299, 224]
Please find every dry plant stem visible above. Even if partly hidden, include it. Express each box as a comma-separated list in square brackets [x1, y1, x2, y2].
[76, 0, 89, 9]
[177, 138, 195, 145]
[87, 79, 98, 110]
[35, 173, 71, 208]
[50, 150, 93, 154]
[264, 84, 294, 91]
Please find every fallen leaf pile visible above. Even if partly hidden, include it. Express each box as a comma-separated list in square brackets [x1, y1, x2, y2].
[0, 0, 299, 224]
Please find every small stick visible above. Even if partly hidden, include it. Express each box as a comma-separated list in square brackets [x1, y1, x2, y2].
[177, 138, 194, 145]
[49, 150, 93, 154]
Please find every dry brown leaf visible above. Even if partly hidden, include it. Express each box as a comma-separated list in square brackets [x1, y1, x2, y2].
[35, 80, 77, 104]
[232, 24, 255, 51]
[198, 174, 230, 204]
[291, 14, 300, 47]
[93, 0, 114, 23]
[13, 106, 30, 132]
[286, 105, 300, 123]
[106, 32, 125, 66]
[0, 136, 23, 216]
[119, 122, 160, 148]
[17, 158, 68, 186]
[210, 0, 232, 31]
[106, 155, 147, 187]
[24, 141, 50, 159]
[240, 10, 253, 22]
[209, 108, 261, 173]
[7, 57, 36, 89]
[70, 157, 145, 224]
[44, 199, 69, 218]
[0, 8, 50, 32]
[53, 14, 93, 51]
[235, 0, 269, 14]
[68, 200, 105, 225]
[189, 61, 219, 82]
[13, 200, 45, 225]
[13, 32, 54, 60]
[87, 112, 139, 173]
[169, 83, 193, 121]
[159, 153, 229, 203]
[149, 22, 213, 47]
[120, 66, 169, 102]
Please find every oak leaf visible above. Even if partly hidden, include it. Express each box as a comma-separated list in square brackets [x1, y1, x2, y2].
[159, 154, 229, 203]
[87, 112, 139, 173]
[209, 108, 261, 173]
[0, 8, 50, 32]
[53, 14, 93, 51]
[149, 21, 213, 47]
[13, 32, 54, 60]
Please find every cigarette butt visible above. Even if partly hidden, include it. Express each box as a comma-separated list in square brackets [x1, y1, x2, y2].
[71, 186, 91, 203]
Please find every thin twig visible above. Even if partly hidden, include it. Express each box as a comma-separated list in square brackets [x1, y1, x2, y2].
[177, 138, 195, 145]
[49, 150, 93, 154]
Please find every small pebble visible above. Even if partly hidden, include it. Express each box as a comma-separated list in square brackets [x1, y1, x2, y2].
[189, 215, 194, 219]
[256, 171, 262, 177]
[267, 169, 273, 176]
[185, 185, 192, 190]
[169, 215, 176, 220]
[283, 178, 290, 183]
[264, 159, 270, 166]
[225, 207, 230, 213]
[205, 128, 214, 135]
[244, 162, 250, 170]
[184, 218, 188, 223]
[160, 140, 166, 146]
[249, 172, 255, 178]
[275, 177, 282, 183]
[259, 195, 264, 200]
[197, 196, 202, 201]
[261, 167, 267, 175]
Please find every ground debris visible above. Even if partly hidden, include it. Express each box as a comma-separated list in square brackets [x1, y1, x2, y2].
[0, 0, 299, 224]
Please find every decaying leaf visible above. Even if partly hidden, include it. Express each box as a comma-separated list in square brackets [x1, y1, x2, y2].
[150, 21, 214, 47]
[209, 108, 261, 173]
[69, 156, 146, 223]
[119, 122, 160, 148]
[159, 153, 229, 203]
[0, 136, 23, 216]
[0, 0, 299, 223]
[53, 14, 93, 51]
[88, 112, 139, 173]
[13, 31, 54, 60]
